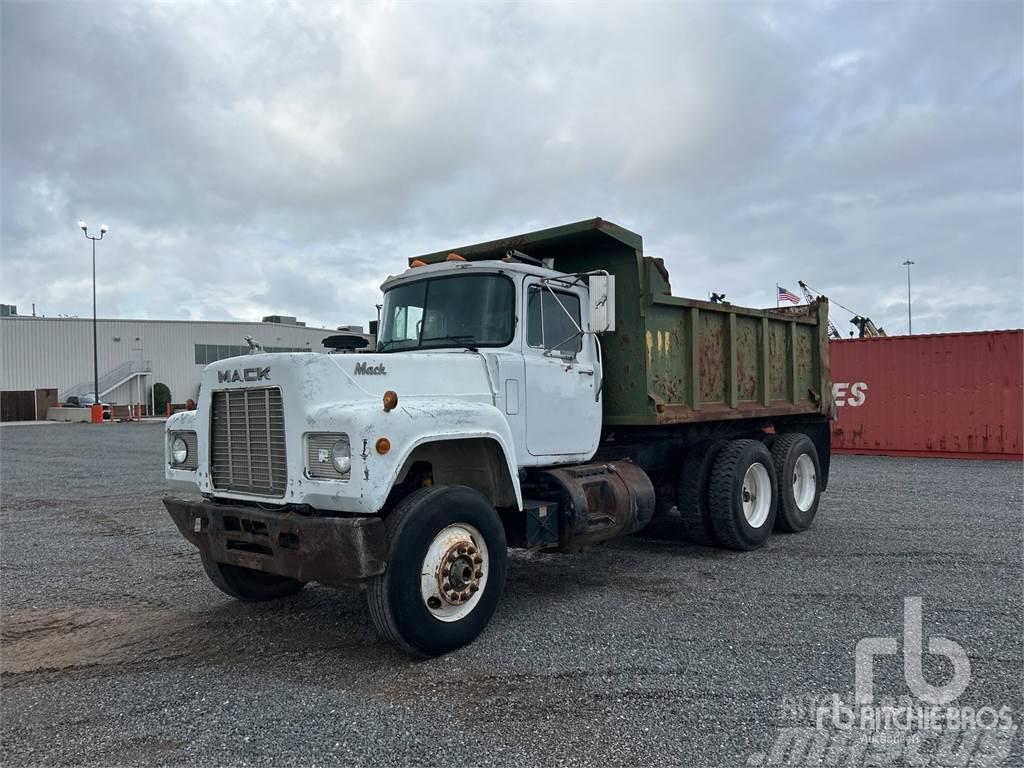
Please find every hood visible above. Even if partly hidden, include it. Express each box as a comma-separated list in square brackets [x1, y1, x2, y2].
[200, 351, 495, 406]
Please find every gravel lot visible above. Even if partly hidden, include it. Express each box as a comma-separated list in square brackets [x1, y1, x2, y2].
[1, 422, 1021, 767]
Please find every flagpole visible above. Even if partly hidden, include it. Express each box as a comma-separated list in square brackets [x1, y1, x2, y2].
[776, 284, 779, 308]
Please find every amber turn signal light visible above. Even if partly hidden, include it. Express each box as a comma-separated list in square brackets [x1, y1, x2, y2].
[375, 437, 391, 455]
[383, 390, 398, 411]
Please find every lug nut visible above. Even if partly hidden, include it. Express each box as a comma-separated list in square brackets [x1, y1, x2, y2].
[470, 584, 479, 593]
[473, 555, 483, 564]
[475, 570, 483, 578]
[467, 546, 477, 555]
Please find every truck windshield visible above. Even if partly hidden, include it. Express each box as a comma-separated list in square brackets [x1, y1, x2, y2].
[377, 274, 515, 352]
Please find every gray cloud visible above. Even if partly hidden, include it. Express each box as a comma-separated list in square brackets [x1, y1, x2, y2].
[2, 0, 1021, 336]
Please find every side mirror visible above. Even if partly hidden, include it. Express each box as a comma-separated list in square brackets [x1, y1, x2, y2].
[588, 274, 615, 333]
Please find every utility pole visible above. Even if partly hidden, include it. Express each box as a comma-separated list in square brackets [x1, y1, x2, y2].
[79, 221, 109, 402]
[902, 260, 915, 335]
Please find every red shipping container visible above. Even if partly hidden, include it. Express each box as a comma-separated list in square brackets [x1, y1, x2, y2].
[829, 330, 1023, 460]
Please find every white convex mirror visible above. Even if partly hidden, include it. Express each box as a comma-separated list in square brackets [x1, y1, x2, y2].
[588, 274, 615, 333]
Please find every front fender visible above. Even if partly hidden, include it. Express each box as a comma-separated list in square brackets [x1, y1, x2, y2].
[166, 409, 197, 432]
[164, 410, 199, 489]
[304, 398, 523, 513]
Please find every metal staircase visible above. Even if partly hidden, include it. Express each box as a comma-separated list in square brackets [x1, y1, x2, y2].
[59, 359, 153, 402]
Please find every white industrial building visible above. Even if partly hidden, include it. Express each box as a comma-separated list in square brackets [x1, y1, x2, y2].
[0, 313, 373, 415]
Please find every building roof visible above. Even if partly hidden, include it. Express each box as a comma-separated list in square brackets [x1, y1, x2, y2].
[0, 314, 358, 334]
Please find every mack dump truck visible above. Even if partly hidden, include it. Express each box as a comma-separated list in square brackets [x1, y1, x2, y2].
[164, 218, 833, 657]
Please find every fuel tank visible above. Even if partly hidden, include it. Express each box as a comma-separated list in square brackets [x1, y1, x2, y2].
[527, 460, 656, 552]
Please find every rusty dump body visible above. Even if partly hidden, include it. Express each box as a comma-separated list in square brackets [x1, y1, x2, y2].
[414, 217, 833, 429]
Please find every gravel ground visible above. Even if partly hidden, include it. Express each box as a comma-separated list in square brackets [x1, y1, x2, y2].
[1, 422, 1021, 767]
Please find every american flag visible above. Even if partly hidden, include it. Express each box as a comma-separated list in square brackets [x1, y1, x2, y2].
[777, 285, 800, 304]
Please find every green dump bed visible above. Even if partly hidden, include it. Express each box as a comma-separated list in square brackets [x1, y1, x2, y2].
[412, 218, 833, 428]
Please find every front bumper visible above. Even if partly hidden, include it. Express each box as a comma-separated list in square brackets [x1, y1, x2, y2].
[164, 497, 387, 586]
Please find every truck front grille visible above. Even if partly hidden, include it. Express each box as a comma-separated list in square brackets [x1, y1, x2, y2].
[210, 388, 287, 497]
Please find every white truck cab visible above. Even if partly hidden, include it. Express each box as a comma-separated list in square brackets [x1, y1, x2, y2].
[167, 258, 613, 514]
[163, 219, 830, 656]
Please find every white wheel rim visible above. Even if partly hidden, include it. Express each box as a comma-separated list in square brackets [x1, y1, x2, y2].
[793, 453, 817, 512]
[419, 523, 489, 623]
[742, 462, 772, 528]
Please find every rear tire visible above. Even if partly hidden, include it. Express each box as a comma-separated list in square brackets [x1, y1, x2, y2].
[200, 554, 306, 601]
[770, 433, 822, 532]
[676, 439, 728, 546]
[367, 485, 508, 657]
[708, 439, 777, 551]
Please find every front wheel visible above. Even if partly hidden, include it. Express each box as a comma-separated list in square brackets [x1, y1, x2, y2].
[200, 554, 306, 601]
[367, 485, 508, 657]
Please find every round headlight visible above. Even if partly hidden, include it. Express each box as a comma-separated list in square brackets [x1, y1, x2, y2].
[171, 436, 188, 465]
[332, 439, 351, 474]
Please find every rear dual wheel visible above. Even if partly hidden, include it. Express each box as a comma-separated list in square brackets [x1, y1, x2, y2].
[677, 433, 822, 549]
[678, 438, 777, 550]
[770, 433, 822, 532]
[676, 439, 728, 546]
[707, 439, 778, 551]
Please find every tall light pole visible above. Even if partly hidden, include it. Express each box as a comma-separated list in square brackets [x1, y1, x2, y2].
[902, 259, 915, 335]
[79, 221, 109, 403]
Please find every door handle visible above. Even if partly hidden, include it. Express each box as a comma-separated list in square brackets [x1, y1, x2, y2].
[577, 369, 595, 376]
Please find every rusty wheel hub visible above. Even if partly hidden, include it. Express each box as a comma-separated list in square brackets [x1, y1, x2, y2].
[438, 541, 484, 605]
[420, 523, 490, 622]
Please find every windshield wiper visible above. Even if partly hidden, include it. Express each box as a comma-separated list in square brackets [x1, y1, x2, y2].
[420, 334, 479, 352]
[377, 339, 419, 353]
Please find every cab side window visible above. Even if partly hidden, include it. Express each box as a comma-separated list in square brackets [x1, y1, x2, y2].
[527, 287, 582, 354]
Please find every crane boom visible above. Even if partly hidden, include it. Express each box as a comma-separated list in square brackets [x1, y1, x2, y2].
[850, 316, 887, 338]
[798, 280, 842, 339]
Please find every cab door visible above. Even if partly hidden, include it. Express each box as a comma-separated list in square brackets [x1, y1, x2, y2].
[522, 277, 602, 458]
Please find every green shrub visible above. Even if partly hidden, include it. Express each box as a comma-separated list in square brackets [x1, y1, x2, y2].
[153, 382, 171, 414]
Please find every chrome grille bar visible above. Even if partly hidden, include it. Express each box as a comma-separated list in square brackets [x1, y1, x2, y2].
[210, 387, 286, 496]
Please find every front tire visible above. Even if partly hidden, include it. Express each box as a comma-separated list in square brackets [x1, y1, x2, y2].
[200, 554, 306, 601]
[708, 439, 777, 551]
[367, 485, 508, 657]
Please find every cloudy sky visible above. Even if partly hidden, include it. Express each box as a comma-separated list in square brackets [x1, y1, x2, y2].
[2, 0, 1021, 335]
